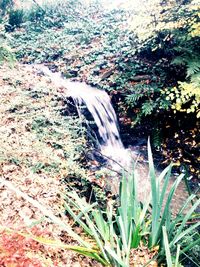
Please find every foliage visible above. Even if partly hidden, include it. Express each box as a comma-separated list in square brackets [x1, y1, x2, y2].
[1, 141, 199, 266]
[63, 141, 200, 266]
[3, 0, 198, 185]
[0, 0, 13, 16]
[162, 227, 183, 267]
[25, 5, 45, 23]
[120, 0, 199, 177]
[167, 57, 200, 119]
[132, 0, 200, 117]
[7, 0, 198, 129]
[7, 8, 24, 29]
[23, 0, 95, 28]
[4, 0, 199, 121]
[0, 44, 15, 65]
[125, 83, 170, 125]
[0, 64, 91, 200]
[164, 79, 200, 118]
[0, 2, 199, 265]
[160, 3, 200, 118]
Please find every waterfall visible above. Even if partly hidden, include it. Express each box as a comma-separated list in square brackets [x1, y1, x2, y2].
[33, 65, 130, 168]
[65, 81, 129, 165]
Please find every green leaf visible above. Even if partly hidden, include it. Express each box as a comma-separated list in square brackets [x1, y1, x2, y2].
[163, 226, 173, 267]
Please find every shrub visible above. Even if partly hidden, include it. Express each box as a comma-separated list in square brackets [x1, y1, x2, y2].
[26, 7, 45, 23]
[7, 9, 24, 30]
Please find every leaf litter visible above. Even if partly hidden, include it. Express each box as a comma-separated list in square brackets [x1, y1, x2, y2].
[0, 63, 101, 267]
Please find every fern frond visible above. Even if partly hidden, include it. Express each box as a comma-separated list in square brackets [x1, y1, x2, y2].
[190, 72, 200, 86]
[141, 101, 156, 116]
[186, 59, 200, 78]
[125, 93, 143, 106]
[171, 56, 187, 65]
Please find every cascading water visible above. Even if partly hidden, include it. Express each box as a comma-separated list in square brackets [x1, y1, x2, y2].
[65, 81, 130, 165]
[31, 65, 191, 208]
[33, 65, 130, 168]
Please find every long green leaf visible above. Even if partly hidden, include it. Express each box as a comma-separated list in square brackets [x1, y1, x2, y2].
[175, 244, 181, 267]
[172, 221, 200, 245]
[93, 210, 110, 241]
[105, 245, 127, 267]
[172, 198, 200, 243]
[153, 173, 184, 247]
[64, 202, 93, 235]
[148, 139, 159, 246]
[168, 194, 197, 239]
[159, 164, 172, 210]
[162, 226, 173, 267]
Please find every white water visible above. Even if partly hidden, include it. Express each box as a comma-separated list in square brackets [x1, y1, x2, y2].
[33, 64, 130, 168]
[31, 65, 192, 209]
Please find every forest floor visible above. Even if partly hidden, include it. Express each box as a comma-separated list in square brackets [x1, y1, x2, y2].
[0, 63, 102, 267]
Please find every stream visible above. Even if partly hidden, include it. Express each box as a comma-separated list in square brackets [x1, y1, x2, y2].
[32, 64, 192, 213]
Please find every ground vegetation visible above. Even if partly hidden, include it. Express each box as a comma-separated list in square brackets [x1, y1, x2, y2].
[0, 0, 199, 266]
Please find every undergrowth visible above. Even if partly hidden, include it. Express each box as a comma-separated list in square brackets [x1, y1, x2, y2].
[1, 141, 199, 266]
[0, 1, 199, 266]
[2, 0, 199, 179]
